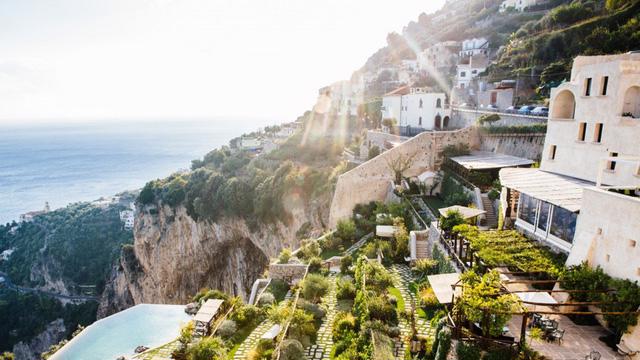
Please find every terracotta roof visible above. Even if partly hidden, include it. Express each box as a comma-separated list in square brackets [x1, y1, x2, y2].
[383, 85, 410, 97]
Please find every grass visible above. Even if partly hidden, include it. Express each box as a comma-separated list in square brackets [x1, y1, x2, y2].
[320, 248, 342, 260]
[227, 323, 258, 359]
[387, 287, 405, 313]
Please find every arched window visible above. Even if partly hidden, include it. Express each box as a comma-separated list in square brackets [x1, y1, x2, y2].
[551, 90, 576, 119]
[436, 98, 442, 108]
[419, 99, 423, 108]
[622, 86, 640, 118]
[443, 116, 450, 128]
[435, 114, 442, 129]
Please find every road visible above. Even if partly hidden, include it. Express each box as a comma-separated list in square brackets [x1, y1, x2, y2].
[0, 271, 99, 302]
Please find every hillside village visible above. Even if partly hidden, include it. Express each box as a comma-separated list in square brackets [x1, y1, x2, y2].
[2, 0, 640, 360]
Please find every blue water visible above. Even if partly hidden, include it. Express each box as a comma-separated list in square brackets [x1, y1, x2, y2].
[51, 304, 192, 360]
[0, 118, 276, 224]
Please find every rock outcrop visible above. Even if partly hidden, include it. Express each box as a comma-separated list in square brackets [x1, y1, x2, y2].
[12, 319, 66, 360]
[98, 190, 328, 317]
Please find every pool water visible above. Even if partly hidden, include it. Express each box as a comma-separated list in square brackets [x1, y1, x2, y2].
[51, 304, 192, 360]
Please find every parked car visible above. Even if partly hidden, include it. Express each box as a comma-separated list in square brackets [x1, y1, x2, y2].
[486, 104, 499, 111]
[505, 105, 520, 113]
[459, 103, 472, 108]
[518, 105, 536, 115]
[531, 106, 549, 116]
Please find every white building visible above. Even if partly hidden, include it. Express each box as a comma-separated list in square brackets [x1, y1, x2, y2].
[418, 41, 460, 72]
[119, 210, 134, 230]
[456, 55, 489, 89]
[459, 38, 489, 57]
[239, 137, 262, 151]
[499, 0, 549, 12]
[499, 53, 640, 279]
[381, 86, 451, 134]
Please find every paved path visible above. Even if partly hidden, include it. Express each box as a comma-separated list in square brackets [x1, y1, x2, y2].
[233, 290, 293, 360]
[390, 264, 434, 359]
[305, 273, 337, 360]
[345, 233, 373, 256]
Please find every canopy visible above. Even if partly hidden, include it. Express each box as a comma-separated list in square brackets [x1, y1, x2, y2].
[516, 291, 558, 305]
[438, 205, 486, 220]
[193, 299, 224, 324]
[261, 324, 281, 340]
[427, 273, 461, 304]
[450, 151, 534, 170]
[376, 225, 397, 238]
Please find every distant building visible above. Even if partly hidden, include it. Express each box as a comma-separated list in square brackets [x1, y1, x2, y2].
[459, 38, 489, 57]
[19, 202, 50, 222]
[456, 54, 489, 89]
[239, 137, 263, 152]
[119, 209, 135, 230]
[499, 0, 549, 12]
[382, 86, 451, 135]
[477, 80, 515, 110]
[418, 41, 460, 72]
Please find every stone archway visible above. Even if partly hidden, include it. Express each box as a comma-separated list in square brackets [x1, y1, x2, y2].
[622, 86, 640, 118]
[435, 114, 442, 129]
[443, 116, 450, 128]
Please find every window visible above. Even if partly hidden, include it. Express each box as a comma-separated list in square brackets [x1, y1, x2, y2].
[594, 123, 603, 143]
[585, 77, 592, 96]
[436, 98, 441, 108]
[418, 116, 422, 126]
[549, 145, 557, 160]
[419, 99, 423, 108]
[537, 201, 550, 232]
[606, 254, 610, 262]
[607, 152, 618, 171]
[550, 206, 577, 243]
[577, 122, 587, 141]
[601, 76, 609, 95]
[460, 71, 466, 77]
[472, 69, 477, 74]
[629, 239, 636, 248]
[518, 193, 538, 225]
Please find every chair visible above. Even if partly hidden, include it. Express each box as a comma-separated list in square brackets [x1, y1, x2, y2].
[531, 313, 542, 328]
[549, 329, 565, 344]
[585, 351, 601, 360]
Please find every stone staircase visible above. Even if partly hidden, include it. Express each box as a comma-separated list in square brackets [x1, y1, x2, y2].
[481, 194, 498, 228]
[415, 240, 430, 260]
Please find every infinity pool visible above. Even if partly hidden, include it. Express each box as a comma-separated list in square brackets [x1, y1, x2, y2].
[51, 304, 192, 360]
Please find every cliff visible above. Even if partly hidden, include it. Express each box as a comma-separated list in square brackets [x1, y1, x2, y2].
[12, 319, 66, 360]
[98, 190, 329, 317]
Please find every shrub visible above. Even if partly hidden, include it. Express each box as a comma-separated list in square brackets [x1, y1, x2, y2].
[456, 341, 481, 360]
[231, 304, 264, 327]
[258, 292, 275, 307]
[307, 257, 323, 274]
[287, 309, 317, 347]
[299, 300, 326, 322]
[488, 189, 500, 201]
[216, 319, 237, 339]
[413, 259, 439, 278]
[279, 339, 305, 360]
[482, 348, 514, 360]
[433, 326, 452, 360]
[419, 286, 439, 308]
[440, 210, 465, 232]
[368, 145, 381, 159]
[301, 274, 330, 303]
[186, 337, 227, 360]
[278, 248, 292, 264]
[332, 312, 357, 341]
[336, 278, 356, 300]
[477, 114, 500, 125]
[248, 339, 274, 360]
[368, 296, 398, 326]
[336, 219, 357, 243]
[340, 256, 353, 274]
[297, 239, 321, 260]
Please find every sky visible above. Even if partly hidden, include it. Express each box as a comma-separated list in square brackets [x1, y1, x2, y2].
[0, 0, 445, 122]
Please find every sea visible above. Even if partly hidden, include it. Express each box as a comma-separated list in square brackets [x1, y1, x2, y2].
[0, 118, 278, 224]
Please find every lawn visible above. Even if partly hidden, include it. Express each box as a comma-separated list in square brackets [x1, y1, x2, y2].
[387, 287, 405, 313]
[320, 248, 342, 260]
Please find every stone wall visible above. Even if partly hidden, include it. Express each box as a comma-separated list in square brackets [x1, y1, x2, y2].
[329, 127, 480, 227]
[268, 263, 308, 285]
[478, 132, 545, 160]
[450, 108, 547, 128]
[360, 130, 410, 159]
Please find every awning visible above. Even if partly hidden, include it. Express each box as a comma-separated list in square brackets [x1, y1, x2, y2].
[427, 273, 461, 304]
[438, 205, 486, 219]
[261, 324, 281, 340]
[450, 151, 534, 170]
[499, 168, 592, 212]
[516, 292, 558, 305]
[376, 225, 397, 238]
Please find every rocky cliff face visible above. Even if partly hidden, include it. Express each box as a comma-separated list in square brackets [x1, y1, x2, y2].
[98, 190, 328, 317]
[13, 319, 66, 360]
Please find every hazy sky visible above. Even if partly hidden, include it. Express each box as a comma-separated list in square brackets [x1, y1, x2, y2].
[0, 0, 445, 122]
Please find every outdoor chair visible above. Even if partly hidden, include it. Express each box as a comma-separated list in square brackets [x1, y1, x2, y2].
[549, 329, 565, 344]
[585, 351, 601, 360]
[531, 313, 542, 327]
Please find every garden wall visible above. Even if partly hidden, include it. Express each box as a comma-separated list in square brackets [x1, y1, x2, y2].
[268, 263, 308, 285]
[329, 127, 480, 227]
[450, 108, 547, 128]
[478, 133, 545, 160]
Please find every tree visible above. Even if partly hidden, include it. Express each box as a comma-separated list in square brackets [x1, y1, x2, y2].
[440, 210, 465, 232]
[278, 248, 292, 264]
[368, 145, 381, 160]
[279, 339, 305, 360]
[186, 336, 227, 360]
[0, 353, 14, 360]
[454, 270, 521, 338]
[336, 219, 356, 243]
[385, 152, 416, 185]
[301, 274, 330, 303]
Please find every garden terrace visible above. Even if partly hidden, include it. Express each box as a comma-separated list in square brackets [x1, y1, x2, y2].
[448, 225, 565, 278]
[447, 151, 534, 190]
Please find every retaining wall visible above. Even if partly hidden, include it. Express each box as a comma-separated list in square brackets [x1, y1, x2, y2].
[478, 133, 545, 160]
[451, 108, 547, 128]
